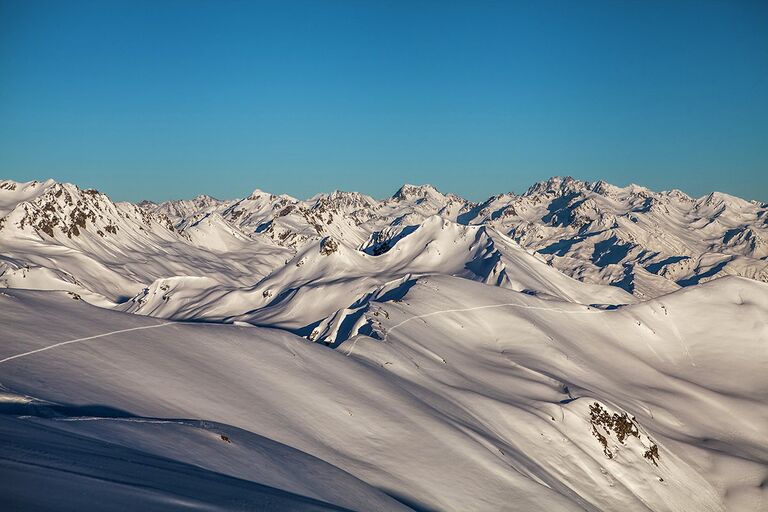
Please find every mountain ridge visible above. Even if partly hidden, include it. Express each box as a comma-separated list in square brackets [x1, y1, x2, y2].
[3, 175, 764, 304]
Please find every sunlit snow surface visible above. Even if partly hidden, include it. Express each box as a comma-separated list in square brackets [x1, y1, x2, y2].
[1, 177, 767, 511]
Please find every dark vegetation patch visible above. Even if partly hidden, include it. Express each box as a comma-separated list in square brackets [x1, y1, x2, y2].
[589, 402, 659, 465]
[644, 443, 660, 466]
[320, 237, 339, 255]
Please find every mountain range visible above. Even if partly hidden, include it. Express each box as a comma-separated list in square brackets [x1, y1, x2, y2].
[1, 176, 766, 313]
[1, 176, 767, 511]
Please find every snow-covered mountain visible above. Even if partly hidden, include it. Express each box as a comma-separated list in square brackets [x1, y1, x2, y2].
[142, 176, 768, 299]
[0, 179, 291, 305]
[6, 176, 764, 307]
[462, 177, 768, 298]
[1, 176, 767, 511]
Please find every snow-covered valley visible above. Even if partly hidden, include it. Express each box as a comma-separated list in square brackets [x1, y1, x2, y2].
[1, 177, 767, 511]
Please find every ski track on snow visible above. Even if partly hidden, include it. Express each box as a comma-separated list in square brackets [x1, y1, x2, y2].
[346, 301, 604, 356]
[0, 323, 174, 364]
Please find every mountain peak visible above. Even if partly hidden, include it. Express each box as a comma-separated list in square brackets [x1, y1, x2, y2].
[524, 176, 587, 197]
[137, 200, 157, 209]
[248, 188, 274, 200]
[391, 183, 441, 201]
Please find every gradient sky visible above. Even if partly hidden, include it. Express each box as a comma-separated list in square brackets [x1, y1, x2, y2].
[1, 0, 767, 202]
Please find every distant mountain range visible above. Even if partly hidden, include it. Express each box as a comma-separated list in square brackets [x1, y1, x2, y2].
[1, 176, 765, 314]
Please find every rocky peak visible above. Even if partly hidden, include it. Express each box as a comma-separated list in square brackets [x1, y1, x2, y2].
[137, 200, 157, 209]
[193, 194, 220, 205]
[590, 180, 624, 198]
[312, 190, 377, 212]
[248, 188, 277, 201]
[4, 181, 178, 241]
[661, 189, 694, 203]
[391, 184, 442, 202]
[524, 176, 587, 198]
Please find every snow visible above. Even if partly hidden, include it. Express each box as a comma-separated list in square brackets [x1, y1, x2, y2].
[1, 275, 766, 511]
[2, 176, 766, 305]
[0, 414, 404, 511]
[1, 176, 767, 511]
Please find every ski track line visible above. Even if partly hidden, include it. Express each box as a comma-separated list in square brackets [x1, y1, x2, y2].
[346, 301, 603, 356]
[52, 416, 188, 425]
[0, 322, 175, 364]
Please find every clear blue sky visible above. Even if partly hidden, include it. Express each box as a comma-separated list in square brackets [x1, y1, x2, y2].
[1, 0, 766, 202]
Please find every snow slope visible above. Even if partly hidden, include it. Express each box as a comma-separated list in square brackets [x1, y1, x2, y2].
[0, 415, 401, 512]
[1, 276, 766, 511]
[121, 215, 631, 331]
